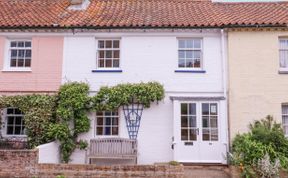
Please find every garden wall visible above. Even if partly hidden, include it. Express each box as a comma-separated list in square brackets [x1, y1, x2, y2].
[0, 149, 184, 178]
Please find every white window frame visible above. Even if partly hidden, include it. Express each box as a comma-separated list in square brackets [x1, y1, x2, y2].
[95, 110, 120, 137]
[279, 38, 288, 71]
[95, 38, 121, 70]
[3, 39, 32, 72]
[282, 104, 288, 136]
[2, 108, 26, 137]
[177, 38, 203, 70]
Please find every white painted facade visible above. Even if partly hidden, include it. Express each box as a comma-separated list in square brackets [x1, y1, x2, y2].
[62, 29, 228, 165]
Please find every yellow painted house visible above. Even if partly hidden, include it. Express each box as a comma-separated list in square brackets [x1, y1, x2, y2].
[228, 29, 288, 139]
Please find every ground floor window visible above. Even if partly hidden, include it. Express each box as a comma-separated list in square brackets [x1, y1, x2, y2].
[202, 103, 218, 141]
[5, 108, 25, 136]
[282, 104, 288, 136]
[95, 111, 119, 136]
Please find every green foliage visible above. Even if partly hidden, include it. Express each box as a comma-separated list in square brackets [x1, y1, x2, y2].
[169, 161, 180, 166]
[231, 116, 288, 177]
[93, 82, 165, 110]
[0, 81, 165, 163]
[0, 95, 56, 148]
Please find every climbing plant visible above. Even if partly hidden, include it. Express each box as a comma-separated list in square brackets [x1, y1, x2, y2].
[0, 81, 165, 163]
[0, 94, 56, 148]
[47, 82, 90, 163]
[92, 82, 165, 111]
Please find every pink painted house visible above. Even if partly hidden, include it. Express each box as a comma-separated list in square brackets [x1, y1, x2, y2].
[0, 37, 63, 94]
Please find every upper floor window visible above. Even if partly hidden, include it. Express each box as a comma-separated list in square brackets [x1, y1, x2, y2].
[9, 40, 32, 68]
[95, 111, 119, 136]
[178, 39, 202, 69]
[5, 108, 25, 136]
[97, 39, 120, 68]
[279, 38, 288, 69]
[282, 104, 288, 136]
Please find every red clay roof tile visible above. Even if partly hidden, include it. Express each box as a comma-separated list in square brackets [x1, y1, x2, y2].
[0, 0, 287, 28]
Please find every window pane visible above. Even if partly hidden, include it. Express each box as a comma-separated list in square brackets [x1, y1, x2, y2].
[18, 50, 25, 57]
[18, 42, 24, 47]
[25, 59, 31, 67]
[105, 51, 112, 58]
[210, 104, 218, 115]
[280, 39, 288, 49]
[189, 129, 197, 141]
[97, 118, 103, 125]
[99, 51, 105, 59]
[105, 117, 111, 125]
[181, 103, 188, 115]
[7, 108, 14, 114]
[211, 129, 218, 141]
[178, 59, 185, 68]
[96, 127, 103, 135]
[113, 60, 119, 68]
[25, 50, 31, 58]
[189, 116, 197, 127]
[282, 105, 288, 115]
[179, 40, 185, 48]
[186, 40, 193, 48]
[202, 129, 210, 141]
[104, 126, 111, 135]
[186, 51, 193, 58]
[99, 60, 104, 67]
[194, 59, 201, 68]
[17, 59, 24, 67]
[181, 116, 188, 127]
[11, 50, 17, 57]
[202, 103, 209, 115]
[188, 103, 196, 115]
[280, 51, 288, 68]
[14, 126, 21, 135]
[7, 126, 14, 135]
[112, 127, 118, 135]
[98, 41, 104, 48]
[178, 51, 185, 59]
[10, 59, 17, 67]
[113, 40, 119, 48]
[15, 117, 22, 125]
[112, 117, 118, 125]
[202, 116, 209, 128]
[105, 60, 112, 67]
[194, 51, 201, 58]
[194, 39, 201, 48]
[105, 40, 112, 48]
[210, 118, 218, 128]
[7, 117, 14, 124]
[25, 41, 31, 47]
[10, 41, 17, 47]
[186, 59, 193, 67]
[113, 50, 120, 58]
[181, 129, 188, 140]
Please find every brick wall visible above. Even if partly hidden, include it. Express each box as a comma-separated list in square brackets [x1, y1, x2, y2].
[0, 149, 184, 178]
[0, 149, 38, 177]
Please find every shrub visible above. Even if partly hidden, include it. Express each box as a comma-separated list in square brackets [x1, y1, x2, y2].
[231, 116, 288, 177]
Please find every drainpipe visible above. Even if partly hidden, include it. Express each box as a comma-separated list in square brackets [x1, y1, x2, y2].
[220, 29, 230, 162]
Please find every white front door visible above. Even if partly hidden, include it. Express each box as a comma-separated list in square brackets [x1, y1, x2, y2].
[173, 101, 225, 163]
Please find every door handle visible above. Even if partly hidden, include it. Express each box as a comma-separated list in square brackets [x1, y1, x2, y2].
[171, 142, 176, 150]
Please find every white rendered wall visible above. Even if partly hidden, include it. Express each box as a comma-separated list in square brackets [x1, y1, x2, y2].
[63, 30, 227, 164]
[37, 141, 60, 163]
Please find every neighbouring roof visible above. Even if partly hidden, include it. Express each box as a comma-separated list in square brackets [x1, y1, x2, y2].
[0, 0, 288, 29]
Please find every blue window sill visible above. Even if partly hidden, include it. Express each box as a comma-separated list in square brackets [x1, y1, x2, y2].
[174, 70, 206, 73]
[92, 69, 123, 73]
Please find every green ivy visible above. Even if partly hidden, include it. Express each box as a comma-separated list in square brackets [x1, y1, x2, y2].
[0, 81, 165, 163]
[0, 95, 56, 148]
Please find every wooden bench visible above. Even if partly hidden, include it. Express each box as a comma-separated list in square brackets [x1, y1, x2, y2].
[86, 138, 137, 164]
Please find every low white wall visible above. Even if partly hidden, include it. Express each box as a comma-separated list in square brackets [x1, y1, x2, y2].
[37, 141, 60, 163]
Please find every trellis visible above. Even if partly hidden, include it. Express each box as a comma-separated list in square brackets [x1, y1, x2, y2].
[123, 102, 144, 140]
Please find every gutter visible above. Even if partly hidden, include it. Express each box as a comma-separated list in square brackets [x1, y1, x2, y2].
[0, 24, 286, 31]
